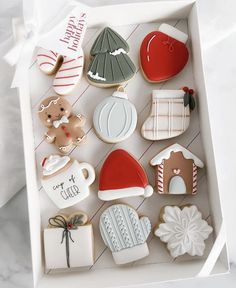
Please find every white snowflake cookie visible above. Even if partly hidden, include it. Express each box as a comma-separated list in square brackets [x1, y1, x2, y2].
[154, 205, 213, 258]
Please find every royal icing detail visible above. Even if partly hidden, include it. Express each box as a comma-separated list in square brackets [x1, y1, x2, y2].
[38, 96, 86, 154]
[109, 48, 127, 56]
[44, 212, 94, 269]
[41, 156, 95, 209]
[93, 87, 137, 143]
[37, 47, 84, 95]
[99, 204, 151, 265]
[154, 205, 213, 257]
[87, 71, 106, 81]
[87, 27, 136, 86]
[98, 149, 153, 201]
[140, 23, 189, 82]
[36, 48, 61, 75]
[150, 143, 204, 195]
[42, 155, 70, 176]
[141, 89, 195, 141]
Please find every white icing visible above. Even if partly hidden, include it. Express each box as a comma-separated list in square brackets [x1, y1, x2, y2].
[146, 35, 156, 62]
[43, 155, 70, 176]
[159, 23, 188, 44]
[42, 161, 95, 209]
[152, 90, 185, 99]
[53, 48, 84, 96]
[44, 225, 94, 269]
[154, 205, 213, 258]
[38, 97, 60, 113]
[109, 48, 127, 56]
[87, 71, 106, 81]
[150, 143, 204, 168]
[53, 115, 69, 128]
[98, 186, 153, 201]
[169, 176, 186, 194]
[93, 92, 137, 143]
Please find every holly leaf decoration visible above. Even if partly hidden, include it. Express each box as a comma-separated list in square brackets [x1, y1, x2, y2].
[184, 92, 190, 107]
[189, 94, 195, 110]
[68, 213, 87, 228]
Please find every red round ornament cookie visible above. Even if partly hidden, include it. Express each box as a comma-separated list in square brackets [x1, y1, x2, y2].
[140, 23, 189, 82]
[98, 149, 153, 201]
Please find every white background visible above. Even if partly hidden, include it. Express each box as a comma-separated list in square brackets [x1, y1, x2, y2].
[0, 0, 236, 287]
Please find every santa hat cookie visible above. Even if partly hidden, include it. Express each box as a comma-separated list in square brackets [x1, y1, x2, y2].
[140, 23, 189, 82]
[98, 149, 153, 201]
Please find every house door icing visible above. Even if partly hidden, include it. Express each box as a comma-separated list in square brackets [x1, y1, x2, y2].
[169, 176, 186, 194]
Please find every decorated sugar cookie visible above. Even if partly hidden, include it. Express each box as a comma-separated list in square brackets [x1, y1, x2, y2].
[154, 205, 213, 258]
[93, 87, 137, 143]
[44, 212, 94, 269]
[38, 96, 86, 154]
[98, 149, 153, 201]
[150, 143, 204, 195]
[99, 204, 151, 265]
[41, 155, 95, 208]
[87, 27, 136, 87]
[140, 23, 189, 82]
[37, 47, 84, 95]
[141, 87, 195, 140]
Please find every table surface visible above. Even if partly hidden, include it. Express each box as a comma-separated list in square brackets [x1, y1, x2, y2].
[1, 0, 236, 287]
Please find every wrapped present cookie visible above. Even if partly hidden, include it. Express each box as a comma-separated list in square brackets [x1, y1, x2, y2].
[140, 23, 189, 82]
[99, 204, 151, 265]
[44, 212, 94, 269]
[37, 47, 84, 95]
[38, 96, 86, 153]
[141, 88, 195, 141]
[93, 86, 137, 143]
[41, 155, 95, 208]
[150, 143, 204, 195]
[87, 27, 136, 87]
[154, 205, 213, 258]
[98, 149, 153, 201]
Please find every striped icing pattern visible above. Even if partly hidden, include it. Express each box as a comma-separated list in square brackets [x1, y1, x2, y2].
[157, 163, 164, 194]
[37, 48, 60, 74]
[192, 162, 198, 194]
[53, 48, 84, 95]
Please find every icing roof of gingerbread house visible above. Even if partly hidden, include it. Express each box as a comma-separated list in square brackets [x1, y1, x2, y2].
[150, 143, 204, 168]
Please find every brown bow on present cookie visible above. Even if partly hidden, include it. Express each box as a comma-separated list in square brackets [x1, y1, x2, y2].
[38, 96, 86, 154]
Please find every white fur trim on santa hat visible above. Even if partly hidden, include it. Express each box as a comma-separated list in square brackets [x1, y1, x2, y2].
[159, 23, 188, 44]
[112, 243, 149, 265]
[98, 185, 153, 201]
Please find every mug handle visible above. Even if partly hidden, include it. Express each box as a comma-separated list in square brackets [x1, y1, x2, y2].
[78, 162, 96, 186]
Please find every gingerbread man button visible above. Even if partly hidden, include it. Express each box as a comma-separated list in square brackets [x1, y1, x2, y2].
[38, 96, 86, 154]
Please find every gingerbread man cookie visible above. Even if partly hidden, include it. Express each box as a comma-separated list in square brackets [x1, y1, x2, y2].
[38, 96, 86, 153]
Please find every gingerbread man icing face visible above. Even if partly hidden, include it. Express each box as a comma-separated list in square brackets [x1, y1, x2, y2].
[38, 96, 72, 127]
[38, 96, 86, 154]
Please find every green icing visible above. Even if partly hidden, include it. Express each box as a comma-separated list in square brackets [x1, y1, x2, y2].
[87, 52, 136, 84]
[88, 27, 136, 85]
[90, 27, 129, 56]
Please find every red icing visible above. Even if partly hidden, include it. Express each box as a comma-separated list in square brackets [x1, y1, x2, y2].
[140, 31, 189, 82]
[99, 149, 149, 191]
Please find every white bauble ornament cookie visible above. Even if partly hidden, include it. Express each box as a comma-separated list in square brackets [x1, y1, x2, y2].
[93, 87, 137, 143]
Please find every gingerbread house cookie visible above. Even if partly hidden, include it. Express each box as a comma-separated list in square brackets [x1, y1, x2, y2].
[150, 143, 204, 195]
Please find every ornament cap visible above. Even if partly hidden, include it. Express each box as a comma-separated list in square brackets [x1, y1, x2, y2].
[112, 87, 128, 99]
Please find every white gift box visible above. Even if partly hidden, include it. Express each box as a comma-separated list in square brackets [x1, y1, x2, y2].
[44, 224, 94, 269]
[12, 0, 230, 287]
